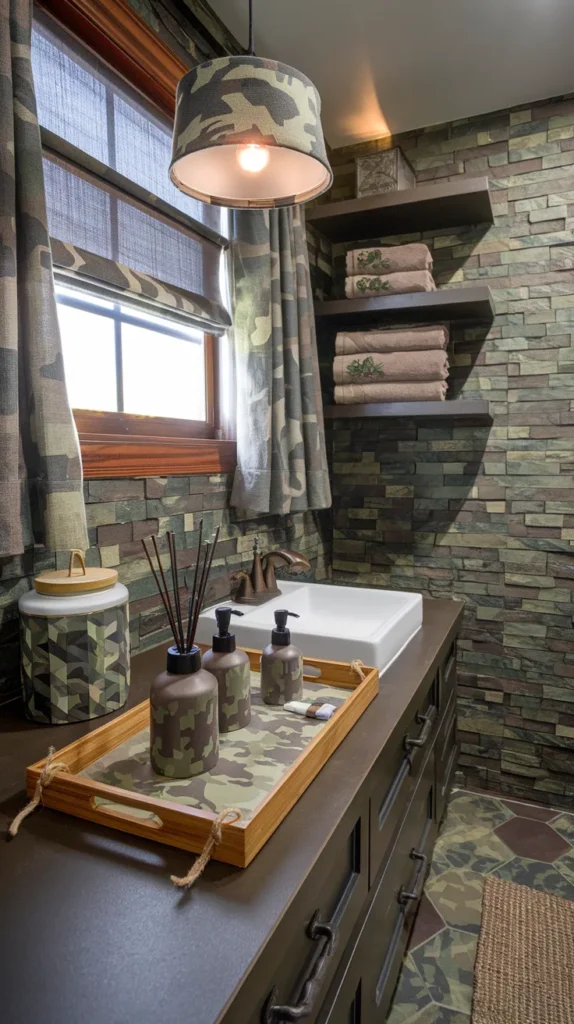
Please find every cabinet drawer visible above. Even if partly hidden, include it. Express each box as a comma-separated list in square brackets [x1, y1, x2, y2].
[365, 752, 436, 1022]
[369, 673, 438, 885]
[257, 808, 368, 1024]
[439, 639, 457, 710]
[435, 691, 458, 824]
[320, 755, 436, 1024]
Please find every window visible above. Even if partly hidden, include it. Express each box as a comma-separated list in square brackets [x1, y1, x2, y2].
[31, 6, 235, 476]
[56, 284, 211, 425]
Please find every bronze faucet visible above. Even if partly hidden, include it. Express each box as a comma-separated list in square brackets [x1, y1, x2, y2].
[232, 537, 311, 605]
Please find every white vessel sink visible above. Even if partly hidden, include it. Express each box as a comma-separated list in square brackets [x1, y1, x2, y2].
[196, 581, 422, 677]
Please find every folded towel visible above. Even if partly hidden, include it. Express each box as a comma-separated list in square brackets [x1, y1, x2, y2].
[346, 243, 432, 276]
[333, 350, 449, 385]
[345, 270, 436, 299]
[334, 380, 447, 404]
[335, 325, 449, 355]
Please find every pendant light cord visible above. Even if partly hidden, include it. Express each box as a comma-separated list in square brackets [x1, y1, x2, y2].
[248, 0, 255, 55]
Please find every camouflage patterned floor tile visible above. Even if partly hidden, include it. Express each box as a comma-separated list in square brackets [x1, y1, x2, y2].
[549, 812, 574, 846]
[494, 816, 570, 863]
[425, 868, 485, 935]
[406, 1005, 470, 1024]
[446, 791, 513, 829]
[410, 927, 477, 1014]
[408, 894, 446, 951]
[429, 820, 512, 877]
[500, 797, 559, 822]
[436, 810, 464, 839]
[553, 849, 574, 886]
[491, 856, 574, 900]
[385, 954, 433, 1024]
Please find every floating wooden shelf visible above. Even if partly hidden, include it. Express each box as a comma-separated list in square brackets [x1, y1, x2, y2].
[324, 400, 490, 420]
[315, 285, 495, 327]
[307, 176, 493, 242]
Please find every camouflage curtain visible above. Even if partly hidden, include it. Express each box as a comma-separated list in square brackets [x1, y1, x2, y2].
[230, 207, 331, 514]
[0, 0, 87, 556]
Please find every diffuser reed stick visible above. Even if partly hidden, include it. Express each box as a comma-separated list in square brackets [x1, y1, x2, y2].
[185, 517, 203, 653]
[142, 537, 180, 649]
[190, 525, 220, 646]
[142, 525, 219, 655]
[168, 531, 185, 653]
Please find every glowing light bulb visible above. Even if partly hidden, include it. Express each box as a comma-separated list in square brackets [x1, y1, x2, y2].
[237, 144, 270, 173]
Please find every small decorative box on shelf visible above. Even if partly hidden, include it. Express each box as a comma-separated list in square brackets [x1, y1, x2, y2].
[324, 399, 491, 420]
[24, 650, 379, 868]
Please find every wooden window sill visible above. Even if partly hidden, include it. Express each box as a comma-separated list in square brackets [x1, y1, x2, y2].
[79, 433, 237, 478]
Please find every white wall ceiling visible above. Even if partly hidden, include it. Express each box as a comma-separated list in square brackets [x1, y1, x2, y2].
[209, 0, 574, 148]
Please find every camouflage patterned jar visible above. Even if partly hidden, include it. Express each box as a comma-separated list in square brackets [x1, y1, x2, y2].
[18, 551, 130, 725]
[150, 646, 219, 779]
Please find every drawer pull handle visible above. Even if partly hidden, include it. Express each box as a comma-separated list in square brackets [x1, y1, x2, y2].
[404, 707, 436, 753]
[261, 911, 338, 1022]
[398, 848, 428, 906]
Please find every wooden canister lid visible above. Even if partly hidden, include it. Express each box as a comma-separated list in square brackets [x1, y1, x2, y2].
[34, 550, 118, 596]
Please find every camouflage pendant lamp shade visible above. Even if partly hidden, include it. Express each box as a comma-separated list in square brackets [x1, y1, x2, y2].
[170, 1, 332, 208]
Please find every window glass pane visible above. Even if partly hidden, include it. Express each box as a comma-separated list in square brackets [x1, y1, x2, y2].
[56, 285, 115, 312]
[56, 303, 117, 412]
[122, 322, 206, 420]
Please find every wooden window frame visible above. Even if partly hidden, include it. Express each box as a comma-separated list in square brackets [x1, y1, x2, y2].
[36, 0, 236, 476]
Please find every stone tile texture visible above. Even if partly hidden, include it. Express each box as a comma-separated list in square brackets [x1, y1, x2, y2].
[326, 96, 574, 806]
[0, 473, 331, 701]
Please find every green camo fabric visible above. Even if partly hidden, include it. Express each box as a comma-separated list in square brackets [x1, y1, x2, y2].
[82, 678, 346, 819]
[230, 206, 332, 514]
[0, 0, 87, 556]
[21, 603, 130, 724]
[171, 55, 331, 208]
[50, 238, 231, 334]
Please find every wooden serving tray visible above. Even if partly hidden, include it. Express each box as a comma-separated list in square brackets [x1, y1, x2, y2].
[26, 649, 378, 867]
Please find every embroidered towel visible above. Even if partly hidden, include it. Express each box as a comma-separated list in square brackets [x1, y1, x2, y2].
[333, 349, 449, 385]
[334, 380, 447, 404]
[345, 270, 435, 299]
[335, 325, 449, 355]
[346, 243, 432, 276]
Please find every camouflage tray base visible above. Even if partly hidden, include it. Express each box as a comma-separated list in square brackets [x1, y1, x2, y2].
[81, 674, 348, 820]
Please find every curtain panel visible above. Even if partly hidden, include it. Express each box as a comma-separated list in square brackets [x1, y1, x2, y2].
[0, 0, 87, 557]
[231, 207, 331, 515]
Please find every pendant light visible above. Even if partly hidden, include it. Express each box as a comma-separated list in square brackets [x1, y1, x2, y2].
[170, 0, 332, 209]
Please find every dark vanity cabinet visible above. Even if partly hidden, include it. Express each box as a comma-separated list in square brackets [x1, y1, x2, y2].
[1, 600, 462, 1024]
[314, 642, 458, 1024]
[242, 606, 461, 1024]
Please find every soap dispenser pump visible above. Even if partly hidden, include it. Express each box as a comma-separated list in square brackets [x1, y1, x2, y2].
[202, 607, 251, 732]
[260, 610, 304, 706]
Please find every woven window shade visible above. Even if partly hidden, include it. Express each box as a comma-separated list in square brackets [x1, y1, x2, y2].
[32, 14, 229, 331]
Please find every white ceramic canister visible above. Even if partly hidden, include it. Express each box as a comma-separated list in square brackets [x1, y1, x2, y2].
[18, 550, 130, 725]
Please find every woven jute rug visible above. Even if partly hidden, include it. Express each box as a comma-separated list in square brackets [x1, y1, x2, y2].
[472, 875, 574, 1024]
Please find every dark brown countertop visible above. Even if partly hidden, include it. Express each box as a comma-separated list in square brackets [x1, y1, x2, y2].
[0, 597, 463, 1024]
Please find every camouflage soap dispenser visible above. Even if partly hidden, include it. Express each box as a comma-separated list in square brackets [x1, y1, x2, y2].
[150, 645, 219, 778]
[202, 607, 251, 732]
[260, 610, 304, 706]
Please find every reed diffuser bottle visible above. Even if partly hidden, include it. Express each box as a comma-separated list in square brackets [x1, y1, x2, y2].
[142, 521, 221, 779]
[150, 646, 218, 779]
